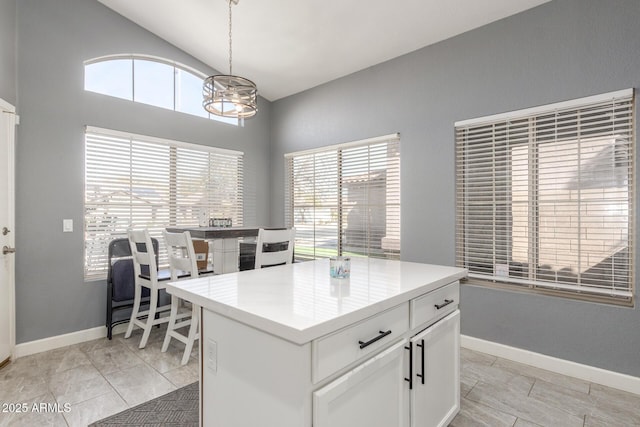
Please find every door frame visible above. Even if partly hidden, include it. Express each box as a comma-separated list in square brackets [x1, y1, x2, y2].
[0, 97, 16, 365]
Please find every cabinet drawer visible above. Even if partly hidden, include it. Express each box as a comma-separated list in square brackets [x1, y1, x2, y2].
[312, 303, 409, 383]
[410, 281, 459, 330]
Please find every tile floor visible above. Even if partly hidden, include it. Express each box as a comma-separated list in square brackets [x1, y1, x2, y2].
[0, 326, 199, 427]
[452, 348, 640, 427]
[1, 328, 639, 427]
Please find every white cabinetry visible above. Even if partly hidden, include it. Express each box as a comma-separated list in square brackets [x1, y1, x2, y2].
[313, 340, 410, 427]
[312, 284, 460, 427]
[410, 310, 460, 427]
[167, 258, 467, 427]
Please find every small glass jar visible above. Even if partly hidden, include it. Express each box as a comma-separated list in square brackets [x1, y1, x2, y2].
[329, 256, 351, 279]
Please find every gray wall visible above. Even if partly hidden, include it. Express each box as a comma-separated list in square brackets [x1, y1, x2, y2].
[270, 0, 640, 377]
[0, 0, 16, 104]
[11, 0, 640, 379]
[14, 0, 271, 343]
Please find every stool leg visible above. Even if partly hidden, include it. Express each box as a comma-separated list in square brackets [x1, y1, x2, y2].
[162, 295, 180, 353]
[181, 304, 199, 365]
[107, 283, 114, 340]
[139, 287, 157, 349]
[125, 282, 142, 339]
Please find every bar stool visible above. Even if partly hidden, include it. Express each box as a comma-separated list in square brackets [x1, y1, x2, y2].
[254, 228, 296, 269]
[124, 229, 172, 349]
[162, 230, 208, 365]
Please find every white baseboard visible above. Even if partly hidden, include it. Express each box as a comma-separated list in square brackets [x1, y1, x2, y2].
[461, 335, 640, 396]
[14, 326, 108, 358]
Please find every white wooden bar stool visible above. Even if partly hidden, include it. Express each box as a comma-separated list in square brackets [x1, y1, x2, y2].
[125, 228, 173, 349]
[254, 228, 296, 269]
[163, 230, 208, 365]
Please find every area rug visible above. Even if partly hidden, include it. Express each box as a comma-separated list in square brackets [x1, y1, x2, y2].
[90, 382, 199, 426]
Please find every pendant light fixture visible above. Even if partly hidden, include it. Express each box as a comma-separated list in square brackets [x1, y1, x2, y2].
[203, 0, 258, 119]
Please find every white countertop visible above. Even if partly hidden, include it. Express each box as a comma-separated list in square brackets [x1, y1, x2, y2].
[166, 258, 467, 345]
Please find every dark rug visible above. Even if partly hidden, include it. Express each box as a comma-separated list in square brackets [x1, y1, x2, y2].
[90, 382, 199, 426]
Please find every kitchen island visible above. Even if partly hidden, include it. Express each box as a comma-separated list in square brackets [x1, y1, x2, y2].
[166, 257, 467, 427]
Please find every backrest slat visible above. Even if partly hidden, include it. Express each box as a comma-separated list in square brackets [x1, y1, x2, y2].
[127, 229, 159, 281]
[254, 228, 296, 269]
[163, 230, 199, 280]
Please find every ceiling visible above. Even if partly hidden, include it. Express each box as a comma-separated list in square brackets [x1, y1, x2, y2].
[98, 0, 551, 101]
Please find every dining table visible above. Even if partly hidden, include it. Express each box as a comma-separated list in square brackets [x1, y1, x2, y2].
[166, 226, 260, 274]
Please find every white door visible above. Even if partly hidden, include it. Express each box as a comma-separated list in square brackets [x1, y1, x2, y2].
[0, 98, 16, 367]
[313, 340, 410, 427]
[411, 310, 460, 427]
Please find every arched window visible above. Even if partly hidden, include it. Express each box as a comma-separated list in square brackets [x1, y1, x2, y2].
[84, 54, 237, 125]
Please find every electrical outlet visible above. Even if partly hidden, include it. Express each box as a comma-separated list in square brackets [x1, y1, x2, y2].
[63, 219, 73, 233]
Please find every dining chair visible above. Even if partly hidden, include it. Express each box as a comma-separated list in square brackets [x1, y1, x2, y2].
[254, 228, 296, 269]
[125, 228, 172, 349]
[162, 230, 210, 365]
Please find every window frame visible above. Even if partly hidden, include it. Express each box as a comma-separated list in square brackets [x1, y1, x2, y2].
[284, 133, 401, 261]
[455, 89, 635, 306]
[84, 54, 240, 126]
[84, 126, 244, 281]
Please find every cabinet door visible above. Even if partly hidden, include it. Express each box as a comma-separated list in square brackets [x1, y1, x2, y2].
[313, 340, 410, 427]
[411, 310, 460, 427]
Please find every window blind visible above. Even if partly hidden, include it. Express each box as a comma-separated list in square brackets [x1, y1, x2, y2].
[455, 89, 634, 303]
[84, 127, 244, 280]
[285, 134, 400, 260]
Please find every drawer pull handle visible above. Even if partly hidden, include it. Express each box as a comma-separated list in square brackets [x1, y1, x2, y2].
[358, 330, 392, 349]
[434, 299, 454, 310]
[416, 339, 425, 384]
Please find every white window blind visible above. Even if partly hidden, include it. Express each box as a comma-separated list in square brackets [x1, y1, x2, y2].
[455, 89, 634, 303]
[84, 127, 244, 280]
[285, 134, 400, 260]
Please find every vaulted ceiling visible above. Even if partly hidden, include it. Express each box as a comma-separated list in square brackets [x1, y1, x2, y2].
[99, 0, 551, 101]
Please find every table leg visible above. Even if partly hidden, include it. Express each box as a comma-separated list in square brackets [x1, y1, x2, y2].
[212, 238, 240, 274]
